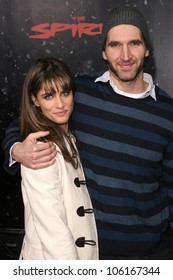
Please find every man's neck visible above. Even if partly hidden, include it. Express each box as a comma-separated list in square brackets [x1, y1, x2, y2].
[109, 70, 149, 94]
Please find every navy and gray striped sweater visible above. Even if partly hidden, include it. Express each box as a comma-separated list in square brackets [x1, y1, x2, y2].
[72, 74, 173, 257]
[2, 73, 173, 257]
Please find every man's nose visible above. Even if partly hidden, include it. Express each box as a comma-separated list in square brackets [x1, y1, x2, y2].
[121, 45, 131, 60]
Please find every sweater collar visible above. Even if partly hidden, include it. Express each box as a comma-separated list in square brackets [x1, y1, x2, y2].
[95, 71, 156, 101]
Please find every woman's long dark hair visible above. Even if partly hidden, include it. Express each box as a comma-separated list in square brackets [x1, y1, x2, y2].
[20, 58, 79, 168]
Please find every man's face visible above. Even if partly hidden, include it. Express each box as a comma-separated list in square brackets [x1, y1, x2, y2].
[102, 24, 149, 84]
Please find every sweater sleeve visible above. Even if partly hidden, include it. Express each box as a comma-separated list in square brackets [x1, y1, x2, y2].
[162, 139, 173, 247]
[1, 118, 21, 175]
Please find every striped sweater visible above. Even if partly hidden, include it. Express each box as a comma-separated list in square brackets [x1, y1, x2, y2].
[72, 73, 173, 257]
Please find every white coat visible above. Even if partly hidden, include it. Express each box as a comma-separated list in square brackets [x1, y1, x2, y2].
[19, 140, 98, 260]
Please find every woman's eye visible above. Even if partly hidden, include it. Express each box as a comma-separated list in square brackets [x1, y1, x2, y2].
[44, 94, 53, 100]
[61, 91, 70, 96]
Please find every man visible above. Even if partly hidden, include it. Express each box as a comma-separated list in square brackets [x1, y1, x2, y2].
[2, 7, 173, 259]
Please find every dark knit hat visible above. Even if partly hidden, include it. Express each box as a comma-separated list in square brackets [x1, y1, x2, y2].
[102, 6, 152, 52]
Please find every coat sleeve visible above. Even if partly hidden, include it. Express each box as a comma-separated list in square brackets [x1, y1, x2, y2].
[21, 155, 79, 260]
[1, 118, 21, 175]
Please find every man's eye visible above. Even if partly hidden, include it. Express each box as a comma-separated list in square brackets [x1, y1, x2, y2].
[109, 42, 120, 48]
[130, 40, 141, 46]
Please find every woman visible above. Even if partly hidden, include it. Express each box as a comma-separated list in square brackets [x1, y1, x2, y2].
[19, 58, 98, 260]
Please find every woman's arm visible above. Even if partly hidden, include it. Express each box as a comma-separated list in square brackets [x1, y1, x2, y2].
[21, 157, 79, 259]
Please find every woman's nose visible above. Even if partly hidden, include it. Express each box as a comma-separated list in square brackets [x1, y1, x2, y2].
[55, 96, 64, 108]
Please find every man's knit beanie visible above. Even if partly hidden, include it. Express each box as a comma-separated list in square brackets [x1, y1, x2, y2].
[102, 6, 152, 52]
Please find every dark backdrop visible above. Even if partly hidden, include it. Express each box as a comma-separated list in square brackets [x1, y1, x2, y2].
[0, 0, 173, 258]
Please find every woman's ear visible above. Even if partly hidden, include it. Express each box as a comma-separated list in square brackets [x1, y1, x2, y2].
[31, 95, 39, 107]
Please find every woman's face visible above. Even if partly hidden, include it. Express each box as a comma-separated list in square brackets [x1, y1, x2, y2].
[32, 82, 74, 132]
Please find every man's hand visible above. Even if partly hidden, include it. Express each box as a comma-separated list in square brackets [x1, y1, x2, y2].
[12, 131, 57, 169]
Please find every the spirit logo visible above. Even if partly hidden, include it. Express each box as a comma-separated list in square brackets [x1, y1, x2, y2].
[28, 16, 103, 39]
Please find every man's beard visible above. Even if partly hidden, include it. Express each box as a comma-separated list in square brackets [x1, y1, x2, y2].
[107, 59, 144, 83]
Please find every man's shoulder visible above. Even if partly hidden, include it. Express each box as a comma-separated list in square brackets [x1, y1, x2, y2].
[155, 85, 173, 102]
[75, 71, 104, 84]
